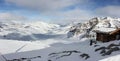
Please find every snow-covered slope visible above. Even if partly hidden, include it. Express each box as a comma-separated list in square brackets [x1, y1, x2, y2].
[0, 20, 60, 34]
[0, 39, 120, 61]
[27, 21, 60, 34]
[67, 17, 120, 38]
[0, 17, 120, 61]
[100, 54, 120, 61]
[0, 20, 68, 41]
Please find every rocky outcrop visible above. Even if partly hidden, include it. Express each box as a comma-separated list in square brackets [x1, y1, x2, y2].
[48, 50, 90, 61]
[95, 43, 120, 56]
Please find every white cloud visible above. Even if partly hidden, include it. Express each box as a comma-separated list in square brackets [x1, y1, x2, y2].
[43, 8, 95, 24]
[0, 12, 26, 20]
[5, 0, 86, 12]
[5, 0, 120, 24]
[5, 0, 94, 24]
[96, 6, 120, 17]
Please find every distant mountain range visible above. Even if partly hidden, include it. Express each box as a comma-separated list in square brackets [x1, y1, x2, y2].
[0, 17, 119, 40]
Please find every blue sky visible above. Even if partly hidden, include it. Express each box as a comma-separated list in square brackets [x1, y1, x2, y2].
[0, 0, 120, 23]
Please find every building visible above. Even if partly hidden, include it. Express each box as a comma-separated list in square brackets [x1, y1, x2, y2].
[94, 28, 120, 42]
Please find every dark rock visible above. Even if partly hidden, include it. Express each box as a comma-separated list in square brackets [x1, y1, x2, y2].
[107, 43, 120, 49]
[80, 53, 90, 60]
[102, 50, 112, 56]
[21, 58, 27, 60]
[100, 49, 106, 54]
[94, 45, 100, 47]
[90, 40, 97, 46]
[12, 59, 20, 61]
[102, 47, 120, 56]
[95, 47, 106, 52]
[111, 47, 120, 51]
[37, 56, 41, 58]
[48, 60, 52, 61]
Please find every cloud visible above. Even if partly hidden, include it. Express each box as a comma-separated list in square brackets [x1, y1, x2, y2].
[5, 0, 94, 23]
[0, 12, 26, 20]
[96, 6, 120, 17]
[43, 8, 95, 24]
[5, 0, 86, 12]
[5, 0, 120, 24]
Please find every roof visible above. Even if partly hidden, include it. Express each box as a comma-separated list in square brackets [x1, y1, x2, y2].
[93, 28, 120, 35]
[110, 28, 120, 35]
[93, 28, 116, 33]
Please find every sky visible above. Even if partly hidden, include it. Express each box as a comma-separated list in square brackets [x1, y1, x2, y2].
[0, 0, 120, 24]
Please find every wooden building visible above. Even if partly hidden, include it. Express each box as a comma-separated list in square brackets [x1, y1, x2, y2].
[94, 28, 120, 42]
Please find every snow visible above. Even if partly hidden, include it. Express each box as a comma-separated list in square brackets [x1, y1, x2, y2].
[100, 55, 120, 61]
[28, 21, 60, 34]
[0, 17, 120, 61]
[94, 28, 116, 32]
[0, 40, 49, 54]
[0, 38, 119, 61]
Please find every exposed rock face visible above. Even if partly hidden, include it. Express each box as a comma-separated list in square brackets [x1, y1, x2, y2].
[48, 50, 91, 60]
[67, 17, 120, 38]
[7, 56, 41, 61]
[80, 53, 90, 60]
[95, 43, 120, 56]
[67, 17, 99, 38]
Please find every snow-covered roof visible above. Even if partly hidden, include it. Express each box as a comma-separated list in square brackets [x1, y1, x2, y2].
[94, 28, 116, 33]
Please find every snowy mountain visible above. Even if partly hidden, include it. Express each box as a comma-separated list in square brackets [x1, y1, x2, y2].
[27, 21, 60, 34]
[0, 20, 60, 34]
[0, 20, 67, 41]
[0, 17, 120, 61]
[67, 17, 120, 38]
